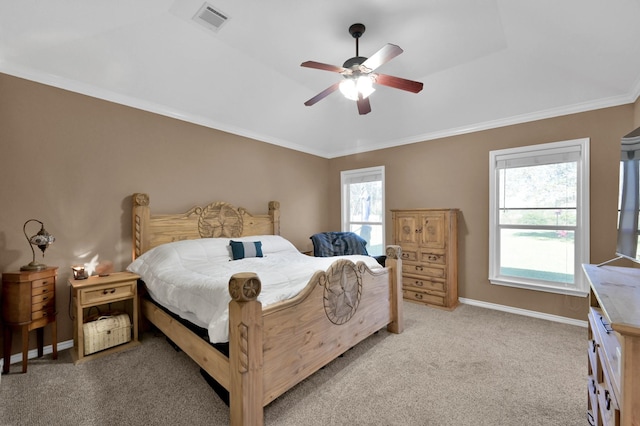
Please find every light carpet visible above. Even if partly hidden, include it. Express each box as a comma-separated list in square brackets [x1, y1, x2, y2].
[0, 302, 586, 425]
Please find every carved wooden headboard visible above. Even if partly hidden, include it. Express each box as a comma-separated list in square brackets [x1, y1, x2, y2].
[131, 193, 280, 260]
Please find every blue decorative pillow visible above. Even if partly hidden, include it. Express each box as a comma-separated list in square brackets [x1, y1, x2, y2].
[230, 240, 263, 260]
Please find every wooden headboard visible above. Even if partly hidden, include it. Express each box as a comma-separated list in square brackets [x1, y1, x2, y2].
[131, 193, 280, 260]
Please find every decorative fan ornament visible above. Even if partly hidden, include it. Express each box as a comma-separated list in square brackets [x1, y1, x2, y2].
[301, 23, 423, 115]
[198, 202, 243, 238]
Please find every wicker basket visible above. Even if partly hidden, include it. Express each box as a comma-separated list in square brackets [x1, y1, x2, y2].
[83, 314, 132, 355]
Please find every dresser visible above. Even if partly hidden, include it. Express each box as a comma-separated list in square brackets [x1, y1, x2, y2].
[2, 267, 58, 373]
[582, 264, 640, 426]
[391, 209, 458, 309]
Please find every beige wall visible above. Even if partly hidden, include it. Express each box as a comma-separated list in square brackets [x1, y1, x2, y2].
[0, 73, 330, 352]
[1, 71, 639, 356]
[329, 104, 636, 321]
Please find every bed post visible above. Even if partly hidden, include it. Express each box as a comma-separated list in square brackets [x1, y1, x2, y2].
[269, 201, 280, 235]
[228, 273, 264, 426]
[385, 245, 404, 334]
[132, 193, 150, 260]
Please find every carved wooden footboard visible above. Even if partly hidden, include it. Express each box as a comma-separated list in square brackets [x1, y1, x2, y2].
[227, 250, 402, 424]
[131, 193, 403, 426]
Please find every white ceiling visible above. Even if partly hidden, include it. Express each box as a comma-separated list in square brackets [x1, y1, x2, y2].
[2, 0, 640, 158]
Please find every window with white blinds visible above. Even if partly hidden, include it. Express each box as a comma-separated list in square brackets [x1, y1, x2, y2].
[489, 139, 590, 296]
[341, 166, 385, 256]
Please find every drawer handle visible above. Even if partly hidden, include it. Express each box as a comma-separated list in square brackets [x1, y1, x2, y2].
[415, 293, 423, 300]
[591, 339, 598, 353]
[42, 281, 48, 285]
[41, 289, 48, 293]
[415, 266, 423, 271]
[402, 253, 409, 259]
[428, 255, 438, 261]
[599, 315, 613, 334]
[42, 296, 48, 301]
[42, 312, 48, 317]
[591, 379, 596, 395]
[604, 390, 611, 410]
[414, 281, 423, 287]
[103, 288, 116, 295]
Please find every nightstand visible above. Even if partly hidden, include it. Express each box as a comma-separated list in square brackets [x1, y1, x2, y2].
[69, 271, 140, 364]
[2, 267, 58, 374]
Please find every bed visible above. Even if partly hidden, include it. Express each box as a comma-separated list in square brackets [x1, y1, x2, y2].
[129, 193, 403, 426]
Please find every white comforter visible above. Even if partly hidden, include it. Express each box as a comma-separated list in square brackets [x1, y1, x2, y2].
[127, 235, 382, 343]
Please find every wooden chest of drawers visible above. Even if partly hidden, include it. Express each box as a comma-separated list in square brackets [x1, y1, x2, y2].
[583, 264, 640, 426]
[392, 209, 459, 309]
[2, 267, 58, 373]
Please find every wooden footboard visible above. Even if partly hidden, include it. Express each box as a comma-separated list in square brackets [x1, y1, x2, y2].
[226, 247, 403, 425]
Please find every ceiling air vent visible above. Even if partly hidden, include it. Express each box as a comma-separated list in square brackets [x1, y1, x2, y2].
[193, 3, 229, 32]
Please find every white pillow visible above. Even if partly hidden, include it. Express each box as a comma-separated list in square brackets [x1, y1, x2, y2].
[127, 238, 228, 275]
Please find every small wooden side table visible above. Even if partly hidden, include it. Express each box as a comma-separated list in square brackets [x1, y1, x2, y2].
[2, 267, 58, 374]
[69, 271, 140, 364]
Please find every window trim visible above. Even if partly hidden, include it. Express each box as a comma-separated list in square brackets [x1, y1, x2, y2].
[340, 166, 385, 255]
[488, 138, 590, 297]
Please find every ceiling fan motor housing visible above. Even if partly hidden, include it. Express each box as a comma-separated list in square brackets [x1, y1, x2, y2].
[343, 56, 368, 69]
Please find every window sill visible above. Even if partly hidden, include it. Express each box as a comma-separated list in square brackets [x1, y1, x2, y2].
[489, 277, 589, 297]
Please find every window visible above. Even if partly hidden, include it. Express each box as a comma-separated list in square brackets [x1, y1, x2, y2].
[341, 166, 385, 256]
[489, 139, 590, 296]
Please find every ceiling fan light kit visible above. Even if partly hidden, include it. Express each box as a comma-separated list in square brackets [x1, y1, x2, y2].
[301, 23, 423, 115]
[339, 76, 375, 101]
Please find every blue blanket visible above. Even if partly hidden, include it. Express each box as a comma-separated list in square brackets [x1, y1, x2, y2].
[310, 232, 369, 257]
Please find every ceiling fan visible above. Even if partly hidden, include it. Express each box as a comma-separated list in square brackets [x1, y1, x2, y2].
[301, 23, 423, 115]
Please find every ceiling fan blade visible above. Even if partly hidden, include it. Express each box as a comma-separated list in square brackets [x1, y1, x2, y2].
[361, 44, 403, 72]
[373, 73, 423, 93]
[304, 82, 341, 106]
[301, 61, 347, 73]
[357, 94, 372, 115]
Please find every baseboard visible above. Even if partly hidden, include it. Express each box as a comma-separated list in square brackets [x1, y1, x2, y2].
[6, 339, 74, 366]
[458, 297, 588, 328]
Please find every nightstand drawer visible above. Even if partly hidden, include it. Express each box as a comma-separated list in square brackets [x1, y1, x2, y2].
[32, 291, 54, 305]
[32, 276, 55, 289]
[80, 281, 135, 305]
[32, 309, 55, 321]
[31, 281, 54, 297]
[32, 297, 55, 312]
